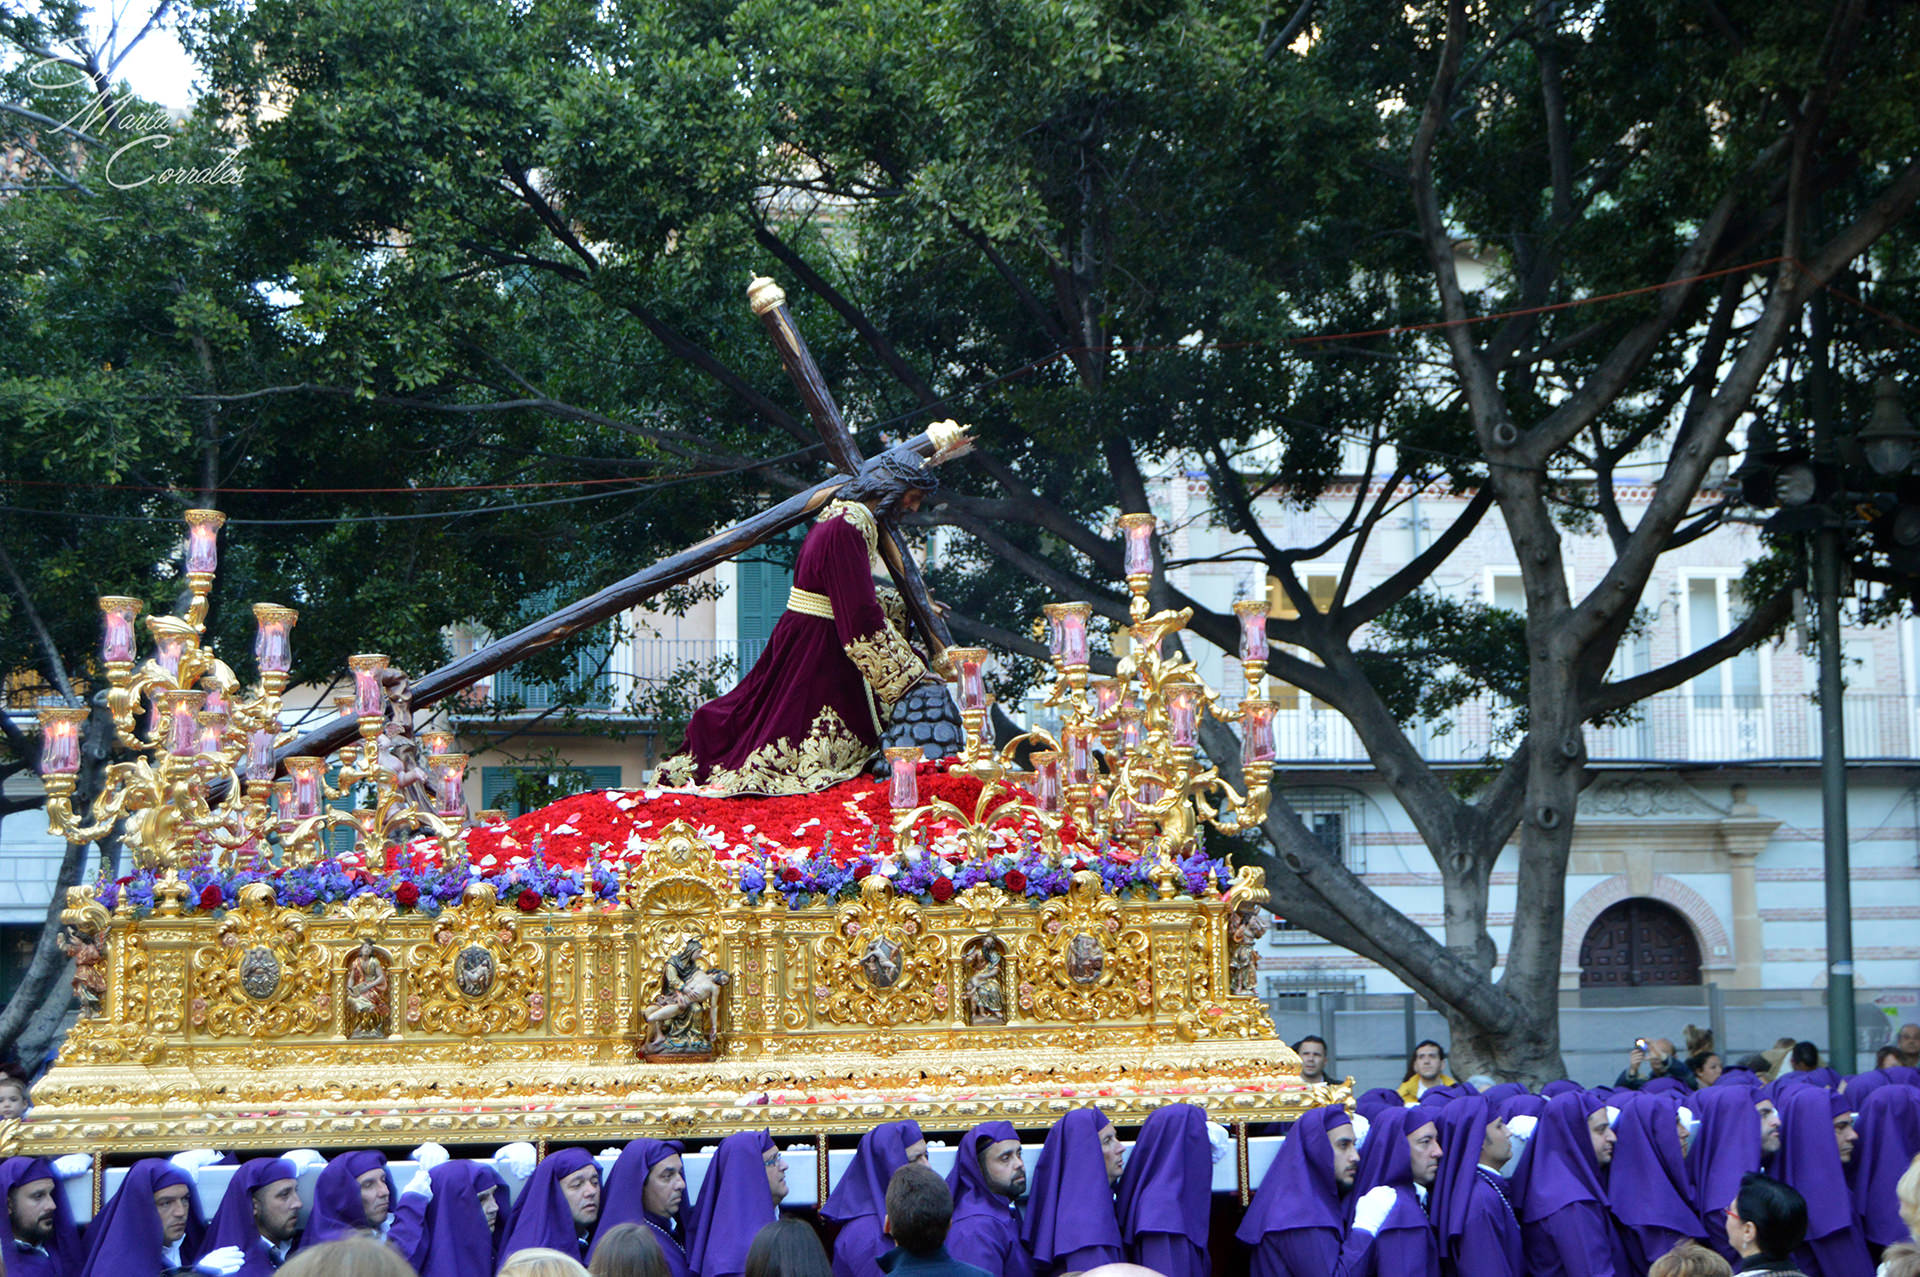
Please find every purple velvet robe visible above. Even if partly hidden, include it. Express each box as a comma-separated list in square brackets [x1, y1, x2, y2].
[1021, 1109, 1123, 1277]
[1239, 1107, 1350, 1277]
[1854, 1085, 1920, 1249]
[946, 1122, 1033, 1277]
[1431, 1097, 1522, 1277]
[0, 1157, 83, 1277]
[500, 1147, 599, 1264]
[1334, 1109, 1440, 1277]
[401, 1162, 510, 1277]
[1114, 1104, 1211, 1277]
[1775, 1088, 1873, 1277]
[592, 1140, 690, 1277]
[663, 502, 927, 795]
[1687, 1085, 1763, 1263]
[77, 1160, 207, 1277]
[1513, 1092, 1630, 1277]
[826, 1120, 926, 1277]
[685, 1131, 781, 1277]
[297, 1151, 400, 1251]
[1609, 1092, 1707, 1274]
[199, 1158, 299, 1277]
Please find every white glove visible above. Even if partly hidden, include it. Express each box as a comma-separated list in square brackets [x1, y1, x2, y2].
[195, 1245, 246, 1276]
[1350, 1112, 1371, 1149]
[51, 1154, 91, 1179]
[1505, 1114, 1537, 1141]
[599, 1147, 624, 1158]
[494, 1142, 537, 1180]
[170, 1149, 222, 1179]
[1205, 1121, 1231, 1165]
[1678, 1106, 1700, 1139]
[1605, 1105, 1622, 1129]
[1351, 1184, 1397, 1236]
[402, 1164, 434, 1200]
[409, 1142, 450, 1170]
[282, 1149, 328, 1177]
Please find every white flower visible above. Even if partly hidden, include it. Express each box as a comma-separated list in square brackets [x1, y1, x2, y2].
[479, 855, 498, 867]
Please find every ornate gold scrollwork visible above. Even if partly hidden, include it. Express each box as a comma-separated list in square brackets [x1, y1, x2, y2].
[404, 883, 544, 1036]
[1015, 871, 1151, 1023]
[191, 883, 331, 1038]
[811, 876, 948, 1026]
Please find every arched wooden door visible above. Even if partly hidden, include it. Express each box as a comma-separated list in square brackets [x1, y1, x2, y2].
[1578, 898, 1702, 988]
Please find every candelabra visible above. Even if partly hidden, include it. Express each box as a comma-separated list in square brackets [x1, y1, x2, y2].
[37, 510, 468, 878]
[889, 513, 1275, 884]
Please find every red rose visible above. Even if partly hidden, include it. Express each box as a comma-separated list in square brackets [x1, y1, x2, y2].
[780, 866, 803, 884]
[1003, 870, 1028, 893]
[515, 888, 542, 913]
[852, 862, 873, 881]
[394, 882, 421, 908]
[930, 877, 955, 902]
[198, 884, 224, 910]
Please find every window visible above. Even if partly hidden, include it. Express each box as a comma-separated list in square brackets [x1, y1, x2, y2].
[481, 765, 624, 817]
[1268, 572, 1336, 710]
[1280, 787, 1367, 874]
[1684, 576, 1762, 709]
[1263, 971, 1367, 1002]
[736, 530, 802, 655]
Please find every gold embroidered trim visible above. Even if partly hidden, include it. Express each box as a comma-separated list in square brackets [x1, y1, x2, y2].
[876, 585, 908, 630]
[787, 587, 834, 619]
[845, 628, 926, 706]
[697, 706, 873, 796]
[823, 500, 880, 557]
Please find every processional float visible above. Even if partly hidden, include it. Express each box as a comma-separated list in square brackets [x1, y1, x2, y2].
[20, 279, 1332, 1178]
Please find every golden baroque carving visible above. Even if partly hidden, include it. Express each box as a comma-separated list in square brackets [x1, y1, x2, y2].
[1015, 871, 1151, 1022]
[404, 883, 545, 1036]
[191, 883, 331, 1038]
[811, 876, 948, 1026]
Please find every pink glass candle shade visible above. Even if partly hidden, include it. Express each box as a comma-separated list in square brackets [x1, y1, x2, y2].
[1167, 682, 1201, 748]
[950, 648, 988, 712]
[429, 753, 468, 817]
[1138, 779, 1165, 807]
[334, 694, 356, 720]
[272, 780, 294, 825]
[36, 709, 86, 775]
[253, 605, 297, 675]
[1240, 699, 1277, 764]
[154, 634, 185, 680]
[195, 711, 228, 759]
[1041, 604, 1066, 662]
[1118, 707, 1144, 752]
[1031, 750, 1062, 813]
[886, 747, 922, 810]
[1090, 679, 1124, 724]
[162, 691, 205, 753]
[1235, 599, 1270, 663]
[202, 683, 229, 716]
[420, 731, 454, 758]
[1117, 513, 1156, 576]
[286, 757, 323, 819]
[99, 597, 143, 664]
[247, 728, 276, 781]
[1056, 603, 1091, 667]
[349, 654, 389, 718]
[1064, 728, 1093, 786]
[183, 509, 225, 575]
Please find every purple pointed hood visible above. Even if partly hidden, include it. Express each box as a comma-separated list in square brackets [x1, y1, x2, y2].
[1512, 1090, 1608, 1223]
[822, 1120, 923, 1223]
[1236, 1105, 1349, 1243]
[1115, 1103, 1211, 1246]
[1430, 1095, 1491, 1251]
[1881, 1065, 1920, 1088]
[1841, 1072, 1889, 1108]
[1349, 1106, 1434, 1235]
[1609, 1092, 1702, 1238]
[683, 1131, 778, 1277]
[1540, 1079, 1583, 1099]
[412, 1161, 509, 1277]
[1854, 1084, 1920, 1247]
[1689, 1084, 1763, 1239]
[1480, 1083, 1528, 1107]
[300, 1150, 392, 1247]
[949, 1121, 1021, 1224]
[1356, 1088, 1405, 1122]
[1775, 1083, 1856, 1241]
[1497, 1093, 1545, 1124]
[0, 1156, 84, 1275]
[499, 1146, 599, 1258]
[593, 1139, 686, 1247]
[1716, 1067, 1761, 1089]
[201, 1157, 298, 1257]
[77, 1159, 207, 1277]
[1643, 1076, 1691, 1100]
[1021, 1107, 1122, 1264]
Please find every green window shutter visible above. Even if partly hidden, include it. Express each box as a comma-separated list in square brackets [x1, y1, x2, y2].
[480, 765, 623, 817]
[736, 530, 801, 657]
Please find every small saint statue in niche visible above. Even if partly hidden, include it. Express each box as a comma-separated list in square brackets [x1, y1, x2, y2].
[1228, 902, 1270, 996]
[58, 926, 107, 1017]
[344, 939, 391, 1038]
[641, 936, 731, 1059]
[1065, 932, 1104, 985]
[962, 938, 1007, 1025]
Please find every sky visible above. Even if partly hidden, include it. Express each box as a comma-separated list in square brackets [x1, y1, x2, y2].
[91, 4, 200, 113]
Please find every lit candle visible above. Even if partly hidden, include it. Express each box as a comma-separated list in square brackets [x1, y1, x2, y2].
[183, 509, 226, 575]
[99, 597, 143, 664]
[348, 654, 389, 719]
[163, 691, 205, 753]
[272, 779, 295, 825]
[333, 693, 356, 720]
[286, 756, 324, 819]
[949, 648, 988, 712]
[428, 753, 468, 817]
[253, 604, 297, 675]
[247, 728, 275, 782]
[1056, 602, 1091, 667]
[1091, 679, 1124, 724]
[1234, 599, 1270, 663]
[1240, 699, 1277, 764]
[1117, 513, 1156, 576]
[1064, 727, 1093, 786]
[202, 683, 229, 717]
[154, 634, 185, 680]
[885, 746, 922, 810]
[1031, 750, 1062, 813]
[36, 708, 87, 775]
[195, 711, 228, 759]
[1118, 707, 1144, 752]
[1167, 680, 1201, 748]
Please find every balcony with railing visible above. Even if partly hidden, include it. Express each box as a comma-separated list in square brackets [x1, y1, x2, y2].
[457, 638, 768, 717]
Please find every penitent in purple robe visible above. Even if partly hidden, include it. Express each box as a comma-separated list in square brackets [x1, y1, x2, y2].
[77, 1160, 207, 1277]
[1238, 1106, 1349, 1277]
[1608, 1092, 1707, 1275]
[1334, 1108, 1442, 1277]
[499, 1147, 599, 1264]
[1854, 1085, 1920, 1250]
[1430, 1096, 1522, 1277]
[1022, 1109, 1123, 1277]
[685, 1131, 781, 1277]
[661, 501, 927, 795]
[825, 1120, 925, 1277]
[1775, 1087, 1874, 1277]
[0, 1157, 84, 1277]
[1114, 1104, 1212, 1277]
[1512, 1092, 1630, 1277]
[1687, 1084, 1764, 1263]
[946, 1122, 1034, 1277]
[199, 1158, 300, 1277]
[592, 1140, 690, 1277]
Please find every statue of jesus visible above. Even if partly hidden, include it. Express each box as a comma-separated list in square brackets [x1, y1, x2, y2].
[658, 452, 945, 795]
